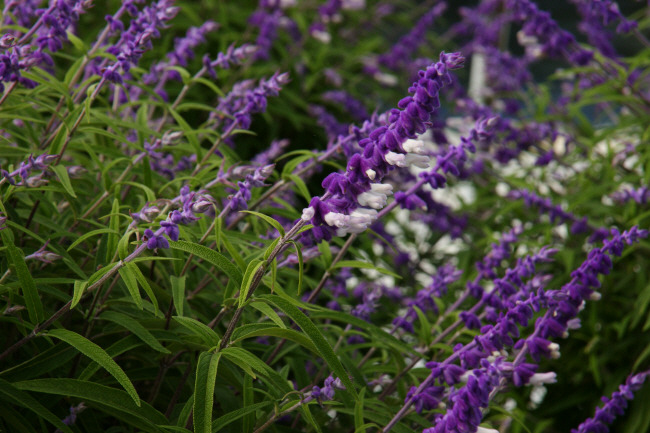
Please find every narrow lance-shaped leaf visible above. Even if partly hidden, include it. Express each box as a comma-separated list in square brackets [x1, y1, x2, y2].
[259, 295, 357, 396]
[100, 311, 170, 353]
[169, 240, 242, 286]
[193, 351, 221, 433]
[46, 329, 141, 406]
[171, 275, 186, 317]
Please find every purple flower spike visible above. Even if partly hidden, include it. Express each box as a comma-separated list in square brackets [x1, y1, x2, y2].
[572, 370, 650, 433]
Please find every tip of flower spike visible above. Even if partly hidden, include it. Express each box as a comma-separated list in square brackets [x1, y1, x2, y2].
[439, 51, 465, 69]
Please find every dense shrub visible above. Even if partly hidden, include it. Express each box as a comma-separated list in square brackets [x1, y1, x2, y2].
[1, 1, 649, 432]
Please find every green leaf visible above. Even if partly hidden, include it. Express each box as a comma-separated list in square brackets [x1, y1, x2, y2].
[173, 316, 220, 347]
[318, 240, 333, 268]
[193, 351, 221, 433]
[2, 230, 44, 323]
[232, 326, 319, 355]
[285, 173, 311, 203]
[67, 228, 119, 252]
[119, 262, 143, 309]
[171, 275, 186, 317]
[0, 378, 74, 433]
[333, 260, 401, 279]
[50, 164, 77, 197]
[128, 260, 159, 315]
[169, 240, 242, 286]
[288, 241, 303, 295]
[310, 309, 418, 356]
[71, 280, 88, 309]
[243, 374, 254, 433]
[249, 301, 286, 328]
[212, 402, 272, 432]
[107, 198, 120, 261]
[14, 378, 166, 425]
[259, 295, 356, 396]
[239, 259, 265, 308]
[100, 311, 170, 353]
[239, 210, 285, 236]
[221, 347, 292, 395]
[355, 388, 366, 431]
[45, 329, 141, 406]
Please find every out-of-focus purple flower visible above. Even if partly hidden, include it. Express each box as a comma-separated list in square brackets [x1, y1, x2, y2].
[322, 90, 369, 121]
[252, 139, 290, 165]
[212, 72, 290, 134]
[378, 2, 447, 70]
[102, 0, 180, 84]
[1, 153, 57, 186]
[25, 241, 61, 264]
[572, 370, 650, 433]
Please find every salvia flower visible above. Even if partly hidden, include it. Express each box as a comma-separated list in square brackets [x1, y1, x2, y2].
[572, 370, 650, 433]
[302, 52, 465, 239]
[102, 0, 180, 84]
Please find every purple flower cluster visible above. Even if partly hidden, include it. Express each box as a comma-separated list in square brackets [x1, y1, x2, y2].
[203, 43, 258, 79]
[212, 71, 290, 133]
[612, 186, 650, 205]
[307, 375, 346, 405]
[378, 2, 447, 70]
[227, 164, 275, 211]
[102, 0, 180, 84]
[507, 0, 593, 65]
[321, 90, 369, 122]
[136, 20, 218, 101]
[396, 227, 645, 433]
[572, 370, 650, 433]
[302, 52, 465, 240]
[136, 185, 216, 250]
[1, 153, 57, 187]
[0, 0, 90, 91]
[508, 189, 610, 242]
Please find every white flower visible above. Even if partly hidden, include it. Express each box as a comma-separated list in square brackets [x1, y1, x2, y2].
[370, 183, 393, 195]
[365, 168, 376, 180]
[311, 30, 332, 44]
[347, 208, 377, 233]
[301, 207, 315, 221]
[385, 151, 407, 166]
[324, 212, 349, 228]
[528, 372, 557, 386]
[357, 190, 388, 209]
[404, 154, 430, 168]
[402, 139, 426, 154]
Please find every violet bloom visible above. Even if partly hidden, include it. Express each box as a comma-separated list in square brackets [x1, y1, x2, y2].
[227, 164, 275, 212]
[322, 90, 369, 121]
[135, 185, 217, 250]
[249, 0, 298, 60]
[378, 2, 447, 70]
[252, 139, 290, 165]
[302, 52, 465, 240]
[309, 104, 349, 141]
[507, 0, 593, 64]
[212, 71, 290, 134]
[1, 153, 57, 186]
[572, 370, 650, 433]
[612, 186, 650, 205]
[203, 43, 258, 79]
[0, 0, 90, 91]
[2, 1, 43, 28]
[102, 0, 180, 84]
[135, 20, 218, 101]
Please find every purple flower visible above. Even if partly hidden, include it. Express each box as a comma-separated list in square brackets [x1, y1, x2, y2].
[302, 52, 465, 239]
[572, 371, 650, 433]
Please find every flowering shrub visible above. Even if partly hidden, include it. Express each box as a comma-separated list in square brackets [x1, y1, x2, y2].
[1, 1, 650, 432]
